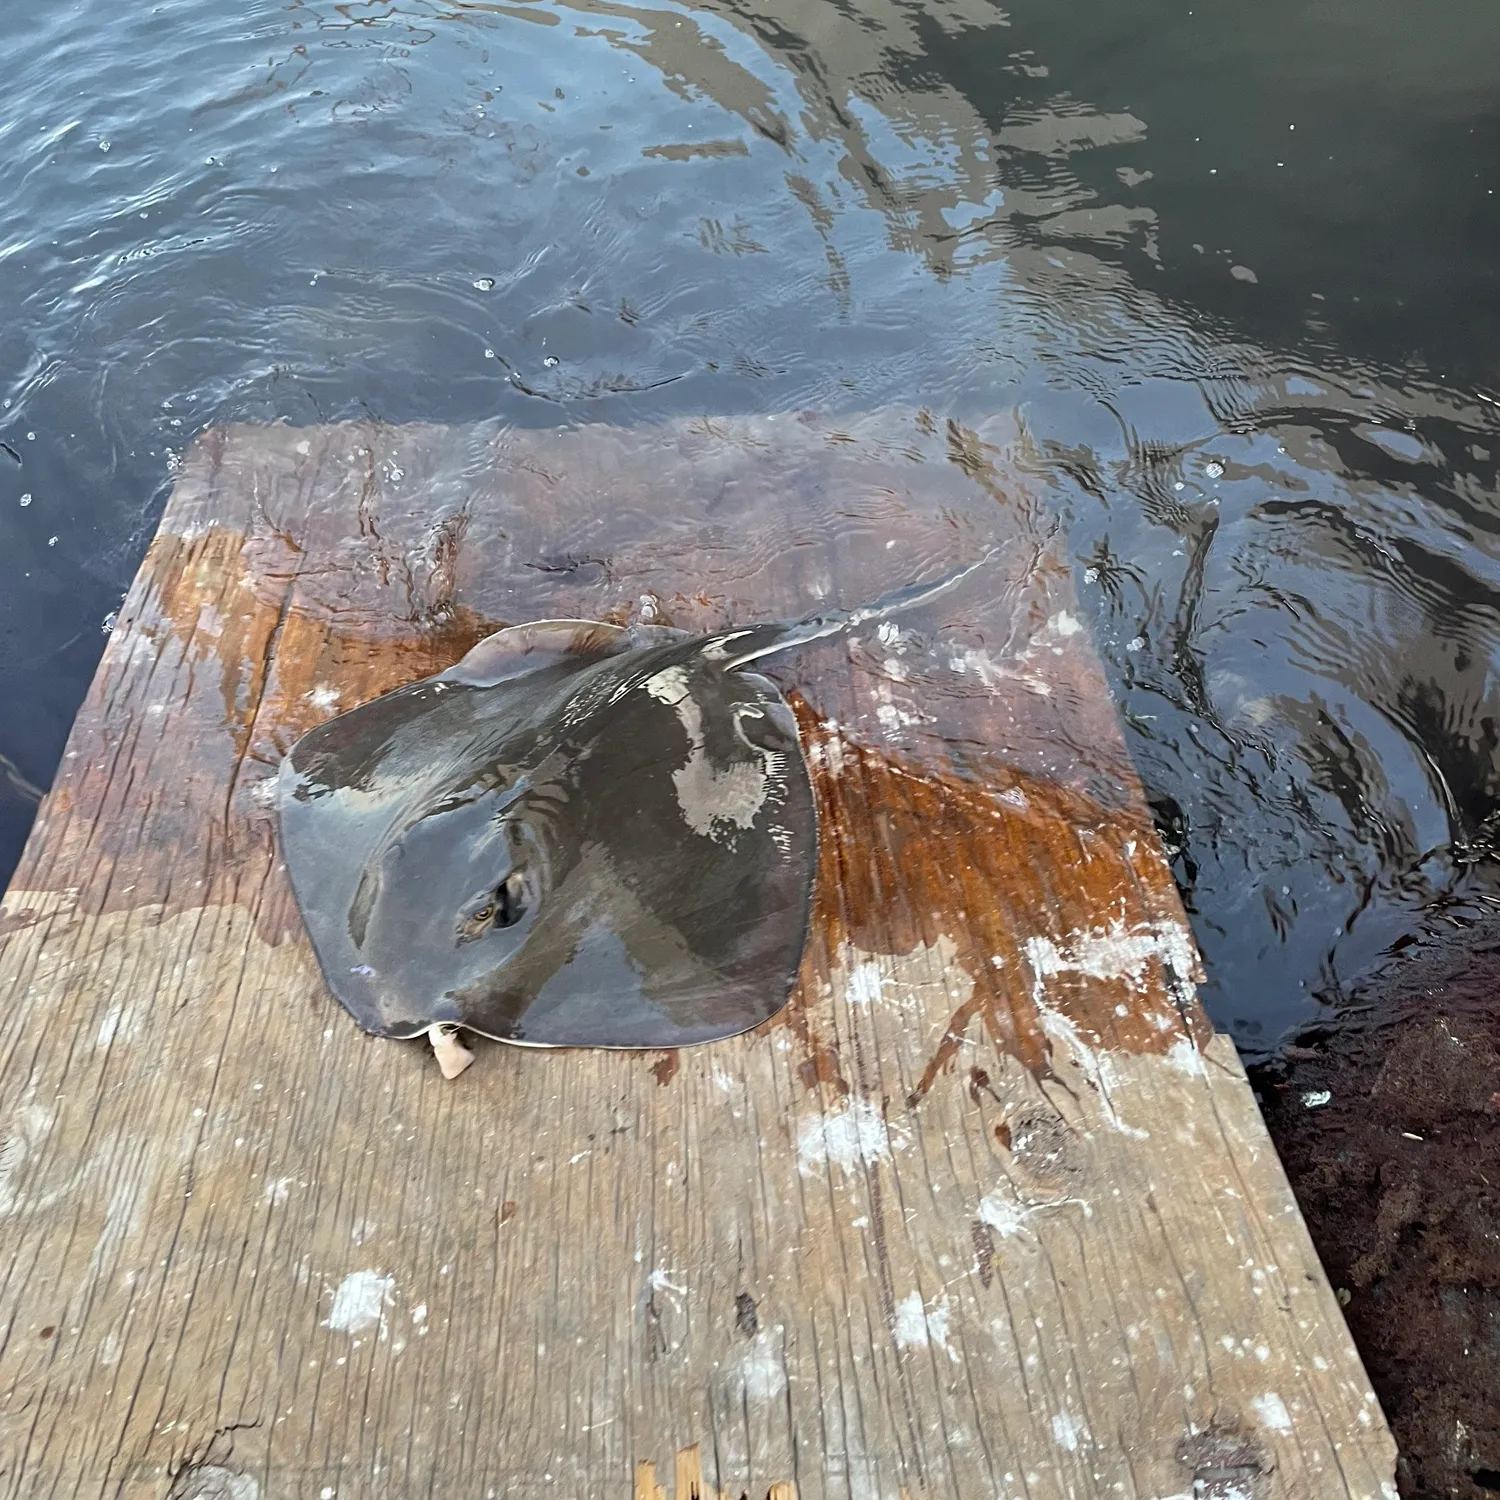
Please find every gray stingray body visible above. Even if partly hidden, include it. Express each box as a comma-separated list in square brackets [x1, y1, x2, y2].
[276, 557, 987, 1057]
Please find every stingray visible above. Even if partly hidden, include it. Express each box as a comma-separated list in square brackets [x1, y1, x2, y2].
[277, 557, 986, 1077]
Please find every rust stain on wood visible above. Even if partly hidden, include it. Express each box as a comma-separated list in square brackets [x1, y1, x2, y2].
[795, 1039, 850, 1096]
[784, 698, 1210, 1102]
[147, 523, 497, 740]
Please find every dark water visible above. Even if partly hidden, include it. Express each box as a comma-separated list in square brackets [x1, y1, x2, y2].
[3, 0, 1498, 1056]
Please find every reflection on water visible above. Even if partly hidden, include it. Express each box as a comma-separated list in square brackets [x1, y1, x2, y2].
[3, 0, 1497, 1053]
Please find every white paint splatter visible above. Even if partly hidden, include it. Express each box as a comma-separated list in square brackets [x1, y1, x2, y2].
[804, 722, 849, 778]
[94, 1000, 140, 1049]
[1025, 920, 1198, 1133]
[1024, 918, 1197, 990]
[949, 647, 1005, 684]
[1047, 611, 1083, 638]
[1166, 1036, 1205, 1076]
[845, 961, 885, 1008]
[892, 1292, 954, 1358]
[924, 1297, 953, 1357]
[978, 1192, 1029, 1237]
[978, 1186, 1092, 1238]
[1302, 1090, 1332, 1109]
[648, 1268, 686, 1296]
[306, 685, 341, 711]
[194, 601, 225, 639]
[948, 645, 1052, 696]
[873, 686, 923, 734]
[325, 1271, 394, 1336]
[264, 1177, 292, 1207]
[741, 1344, 788, 1400]
[892, 1293, 927, 1347]
[1251, 1391, 1292, 1433]
[1050, 1410, 1089, 1452]
[108, 624, 167, 672]
[796, 1099, 902, 1176]
[1030, 997, 1148, 1139]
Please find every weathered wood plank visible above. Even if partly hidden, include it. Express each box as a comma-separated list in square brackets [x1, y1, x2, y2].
[0, 411, 1394, 1499]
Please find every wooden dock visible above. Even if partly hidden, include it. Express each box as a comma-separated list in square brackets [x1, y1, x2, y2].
[0, 411, 1395, 1498]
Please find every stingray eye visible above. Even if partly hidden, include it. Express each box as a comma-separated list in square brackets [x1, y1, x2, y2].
[471, 902, 496, 926]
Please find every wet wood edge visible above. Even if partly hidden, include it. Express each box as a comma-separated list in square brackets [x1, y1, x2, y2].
[0, 413, 1395, 1499]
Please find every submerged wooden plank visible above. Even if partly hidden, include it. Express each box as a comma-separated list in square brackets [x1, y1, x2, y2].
[0, 412, 1394, 1499]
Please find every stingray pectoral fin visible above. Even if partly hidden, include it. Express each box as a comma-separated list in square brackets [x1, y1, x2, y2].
[439, 619, 631, 688]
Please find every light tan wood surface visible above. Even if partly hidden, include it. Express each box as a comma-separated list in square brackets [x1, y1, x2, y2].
[0, 412, 1395, 1498]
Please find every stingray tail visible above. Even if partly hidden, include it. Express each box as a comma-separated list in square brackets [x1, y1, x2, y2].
[717, 548, 995, 669]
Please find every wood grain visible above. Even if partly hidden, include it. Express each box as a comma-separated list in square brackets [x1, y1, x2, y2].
[0, 412, 1395, 1499]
